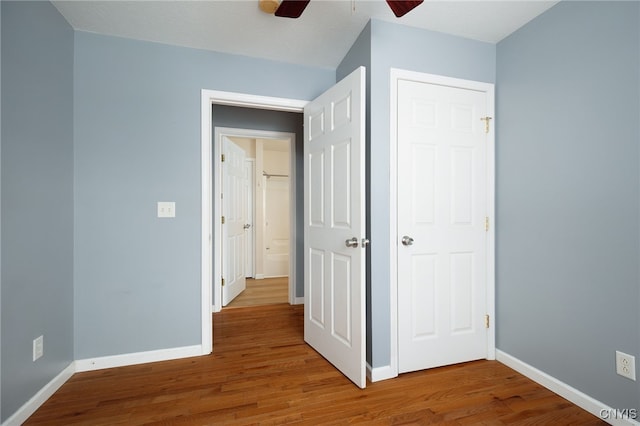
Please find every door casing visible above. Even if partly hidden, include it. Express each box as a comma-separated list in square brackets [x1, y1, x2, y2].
[201, 90, 307, 354]
[388, 69, 496, 380]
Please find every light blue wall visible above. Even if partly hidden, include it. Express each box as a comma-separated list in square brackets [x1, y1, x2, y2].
[496, 1, 640, 411]
[1, 1, 74, 421]
[211, 105, 304, 300]
[637, 2, 640, 407]
[338, 19, 495, 369]
[337, 22, 372, 81]
[1, 2, 3, 421]
[73, 32, 335, 359]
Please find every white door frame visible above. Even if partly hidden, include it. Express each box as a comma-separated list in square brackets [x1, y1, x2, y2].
[200, 90, 307, 353]
[388, 69, 496, 379]
[214, 127, 296, 311]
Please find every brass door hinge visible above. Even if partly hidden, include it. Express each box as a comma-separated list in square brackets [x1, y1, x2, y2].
[485, 217, 490, 232]
[484, 314, 490, 329]
[221, 154, 225, 162]
[480, 117, 493, 134]
[221, 216, 225, 224]
[222, 277, 225, 287]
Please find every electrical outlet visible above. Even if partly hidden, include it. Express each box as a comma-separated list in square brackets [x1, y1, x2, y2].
[616, 351, 636, 381]
[33, 335, 43, 362]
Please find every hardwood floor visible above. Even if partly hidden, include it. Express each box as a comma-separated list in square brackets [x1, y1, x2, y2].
[26, 304, 604, 425]
[226, 277, 288, 308]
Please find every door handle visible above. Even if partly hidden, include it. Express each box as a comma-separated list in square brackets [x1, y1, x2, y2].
[345, 237, 359, 248]
[243, 224, 251, 229]
[401, 236, 414, 246]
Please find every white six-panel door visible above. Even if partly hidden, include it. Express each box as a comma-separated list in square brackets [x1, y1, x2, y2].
[397, 77, 491, 373]
[222, 137, 248, 306]
[304, 67, 366, 388]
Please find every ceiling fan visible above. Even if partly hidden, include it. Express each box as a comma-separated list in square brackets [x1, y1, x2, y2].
[259, 0, 424, 19]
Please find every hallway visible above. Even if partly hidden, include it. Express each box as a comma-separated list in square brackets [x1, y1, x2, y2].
[226, 277, 288, 308]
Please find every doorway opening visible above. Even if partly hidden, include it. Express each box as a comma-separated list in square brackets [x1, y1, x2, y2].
[219, 131, 294, 309]
[202, 69, 366, 386]
[201, 90, 307, 355]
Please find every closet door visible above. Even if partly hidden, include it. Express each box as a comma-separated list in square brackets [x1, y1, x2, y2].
[397, 76, 493, 373]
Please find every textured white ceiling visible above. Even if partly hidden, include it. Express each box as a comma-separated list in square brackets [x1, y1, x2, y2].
[52, 0, 558, 69]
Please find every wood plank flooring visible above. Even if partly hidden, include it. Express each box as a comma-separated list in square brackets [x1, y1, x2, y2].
[26, 304, 605, 425]
[226, 277, 288, 308]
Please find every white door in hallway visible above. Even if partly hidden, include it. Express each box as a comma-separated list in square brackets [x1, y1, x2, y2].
[264, 176, 290, 277]
[222, 136, 248, 306]
[304, 67, 366, 388]
[397, 77, 492, 373]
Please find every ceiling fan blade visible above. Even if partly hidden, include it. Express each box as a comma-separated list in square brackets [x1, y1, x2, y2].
[386, 0, 424, 17]
[275, 0, 310, 18]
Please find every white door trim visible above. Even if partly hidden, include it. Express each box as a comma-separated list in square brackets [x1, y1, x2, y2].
[201, 89, 307, 354]
[389, 69, 496, 378]
[214, 127, 297, 311]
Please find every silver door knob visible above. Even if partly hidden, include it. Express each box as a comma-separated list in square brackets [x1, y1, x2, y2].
[361, 238, 370, 247]
[345, 237, 359, 248]
[243, 224, 251, 229]
[402, 236, 414, 246]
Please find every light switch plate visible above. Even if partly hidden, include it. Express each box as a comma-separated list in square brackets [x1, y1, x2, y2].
[157, 202, 176, 218]
[33, 335, 43, 361]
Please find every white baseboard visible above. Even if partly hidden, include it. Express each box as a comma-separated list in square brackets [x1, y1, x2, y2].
[2, 362, 75, 426]
[292, 297, 304, 305]
[497, 350, 639, 426]
[254, 274, 265, 279]
[366, 363, 396, 382]
[75, 345, 203, 372]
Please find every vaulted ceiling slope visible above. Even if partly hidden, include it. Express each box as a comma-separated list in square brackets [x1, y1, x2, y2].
[52, 1, 558, 69]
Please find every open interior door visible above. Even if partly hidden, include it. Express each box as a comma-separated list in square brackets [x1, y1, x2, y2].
[222, 136, 248, 306]
[304, 67, 366, 388]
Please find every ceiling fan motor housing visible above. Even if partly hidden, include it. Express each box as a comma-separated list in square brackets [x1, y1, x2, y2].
[259, 0, 280, 14]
